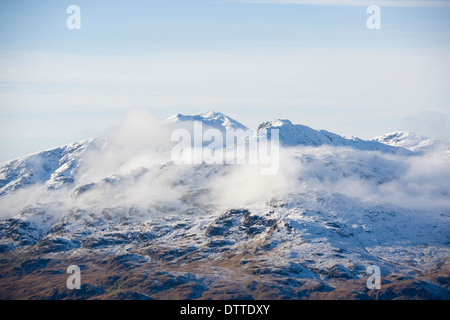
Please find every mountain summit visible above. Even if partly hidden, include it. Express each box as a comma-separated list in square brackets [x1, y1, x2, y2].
[372, 131, 449, 154]
[166, 111, 249, 132]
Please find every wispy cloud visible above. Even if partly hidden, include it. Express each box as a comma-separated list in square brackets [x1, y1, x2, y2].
[223, 0, 450, 7]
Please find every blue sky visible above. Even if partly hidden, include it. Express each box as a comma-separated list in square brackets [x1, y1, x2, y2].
[0, 0, 450, 161]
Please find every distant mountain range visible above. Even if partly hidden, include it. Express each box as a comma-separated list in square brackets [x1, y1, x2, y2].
[2, 111, 446, 197]
[0, 111, 449, 300]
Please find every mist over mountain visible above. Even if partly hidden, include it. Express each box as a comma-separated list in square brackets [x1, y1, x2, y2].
[0, 110, 449, 300]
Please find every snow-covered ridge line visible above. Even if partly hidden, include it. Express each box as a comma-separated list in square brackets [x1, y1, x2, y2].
[372, 131, 450, 154]
[0, 111, 449, 300]
[165, 111, 249, 132]
[0, 138, 99, 196]
[257, 119, 412, 154]
[0, 111, 444, 198]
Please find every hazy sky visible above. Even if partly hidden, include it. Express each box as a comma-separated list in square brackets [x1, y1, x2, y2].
[0, 0, 449, 161]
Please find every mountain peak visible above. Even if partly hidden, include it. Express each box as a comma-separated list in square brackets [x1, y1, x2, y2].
[198, 110, 225, 119]
[269, 119, 293, 127]
[257, 119, 293, 131]
[372, 131, 447, 153]
[166, 111, 249, 131]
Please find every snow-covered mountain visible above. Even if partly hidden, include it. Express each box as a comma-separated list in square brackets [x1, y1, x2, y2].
[0, 111, 449, 300]
[0, 138, 101, 197]
[166, 111, 249, 132]
[257, 119, 411, 154]
[0, 112, 414, 197]
[372, 131, 450, 154]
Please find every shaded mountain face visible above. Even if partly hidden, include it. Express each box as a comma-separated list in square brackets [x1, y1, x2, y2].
[0, 111, 449, 300]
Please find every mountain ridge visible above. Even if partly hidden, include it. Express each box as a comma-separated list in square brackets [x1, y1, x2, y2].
[256, 118, 412, 154]
[0, 111, 438, 198]
[0, 111, 448, 300]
